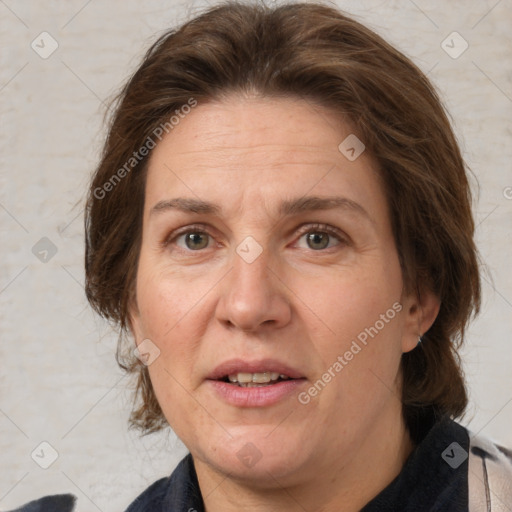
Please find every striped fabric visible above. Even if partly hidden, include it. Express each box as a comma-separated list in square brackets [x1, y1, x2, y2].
[468, 431, 512, 511]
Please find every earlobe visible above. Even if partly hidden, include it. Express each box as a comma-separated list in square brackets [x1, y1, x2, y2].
[417, 287, 441, 336]
[402, 288, 441, 353]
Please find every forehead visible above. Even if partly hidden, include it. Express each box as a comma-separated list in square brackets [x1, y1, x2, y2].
[150, 96, 350, 160]
[144, 96, 384, 219]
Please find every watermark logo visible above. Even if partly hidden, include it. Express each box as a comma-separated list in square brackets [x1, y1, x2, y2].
[441, 442, 468, 469]
[31, 32, 59, 59]
[338, 134, 365, 161]
[134, 338, 161, 366]
[236, 442, 263, 468]
[32, 237, 58, 263]
[441, 32, 469, 59]
[31, 441, 59, 469]
[236, 236, 263, 264]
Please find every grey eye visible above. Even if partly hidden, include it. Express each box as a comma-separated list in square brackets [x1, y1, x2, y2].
[183, 232, 210, 250]
[305, 232, 330, 250]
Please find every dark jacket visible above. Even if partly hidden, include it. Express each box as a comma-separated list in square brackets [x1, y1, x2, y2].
[10, 417, 512, 511]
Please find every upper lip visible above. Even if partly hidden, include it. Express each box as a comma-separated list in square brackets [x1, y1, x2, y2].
[207, 358, 305, 380]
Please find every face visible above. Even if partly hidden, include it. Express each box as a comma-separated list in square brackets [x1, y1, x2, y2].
[130, 96, 433, 487]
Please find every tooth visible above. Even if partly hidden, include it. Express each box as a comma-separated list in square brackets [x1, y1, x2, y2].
[252, 372, 271, 383]
[228, 371, 288, 385]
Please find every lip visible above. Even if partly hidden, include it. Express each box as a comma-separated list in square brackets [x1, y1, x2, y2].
[206, 379, 306, 407]
[205, 358, 307, 407]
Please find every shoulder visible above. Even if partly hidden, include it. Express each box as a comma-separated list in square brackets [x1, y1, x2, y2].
[124, 453, 203, 512]
[8, 494, 76, 512]
[468, 429, 512, 511]
[123, 476, 170, 512]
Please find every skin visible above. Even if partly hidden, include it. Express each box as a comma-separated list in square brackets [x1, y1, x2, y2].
[129, 95, 440, 512]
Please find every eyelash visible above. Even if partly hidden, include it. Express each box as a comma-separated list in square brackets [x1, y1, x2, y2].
[163, 223, 348, 253]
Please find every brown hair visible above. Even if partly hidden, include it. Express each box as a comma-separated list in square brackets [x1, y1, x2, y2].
[85, 1, 481, 440]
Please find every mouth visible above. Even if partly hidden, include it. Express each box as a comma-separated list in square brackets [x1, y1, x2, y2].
[205, 359, 306, 407]
[218, 371, 294, 388]
[207, 358, 305, 384]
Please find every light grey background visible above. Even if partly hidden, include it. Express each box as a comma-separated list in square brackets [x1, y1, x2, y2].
[1, 0, 511, 510]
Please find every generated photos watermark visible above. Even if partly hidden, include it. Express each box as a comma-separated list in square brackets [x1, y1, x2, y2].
[93, 97, 198, 200]
[298, 301, 403, 404]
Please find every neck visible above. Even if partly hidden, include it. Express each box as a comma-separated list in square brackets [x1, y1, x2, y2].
[194, 409, 415, 512]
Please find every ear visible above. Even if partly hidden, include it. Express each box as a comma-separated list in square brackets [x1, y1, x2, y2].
[127, 297, 144, 346]
[400, 286, 441, 353]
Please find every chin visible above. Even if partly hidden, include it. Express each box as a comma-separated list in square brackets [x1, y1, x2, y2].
[218, 453, 304, 486]
[200, 429, 311, 484]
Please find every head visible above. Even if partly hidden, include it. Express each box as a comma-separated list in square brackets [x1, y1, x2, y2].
[85, 0, 480, 482]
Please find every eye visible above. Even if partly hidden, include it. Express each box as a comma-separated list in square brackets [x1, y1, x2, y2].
[295, 224, 346, 251]
[179, 231, 211, 250]
[163, 223, 348, 253]
[165, 225, 214, 251]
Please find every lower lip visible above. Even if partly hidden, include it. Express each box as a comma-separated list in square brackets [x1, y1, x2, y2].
[206, 379, 307, 407]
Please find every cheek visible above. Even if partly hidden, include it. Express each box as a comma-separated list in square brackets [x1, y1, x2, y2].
[137, 268, 207, 431]
[299, 274, 404, 439]
[298, 259, 402, 340]
[294, 253, 404, 393]
[147, 358, 212, 444]
[133, 266, 197, 403]
[135, 255, 208, 339]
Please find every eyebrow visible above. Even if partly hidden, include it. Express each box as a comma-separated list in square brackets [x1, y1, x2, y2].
[150, 195, 372, 223]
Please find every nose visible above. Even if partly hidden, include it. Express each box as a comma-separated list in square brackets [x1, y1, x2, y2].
[215, 243, 292, 332]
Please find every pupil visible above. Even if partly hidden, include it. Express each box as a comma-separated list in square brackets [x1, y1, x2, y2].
[307, 232, 329, 250]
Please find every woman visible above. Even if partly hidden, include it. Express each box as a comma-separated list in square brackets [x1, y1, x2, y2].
[14, 1, 511, 511]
